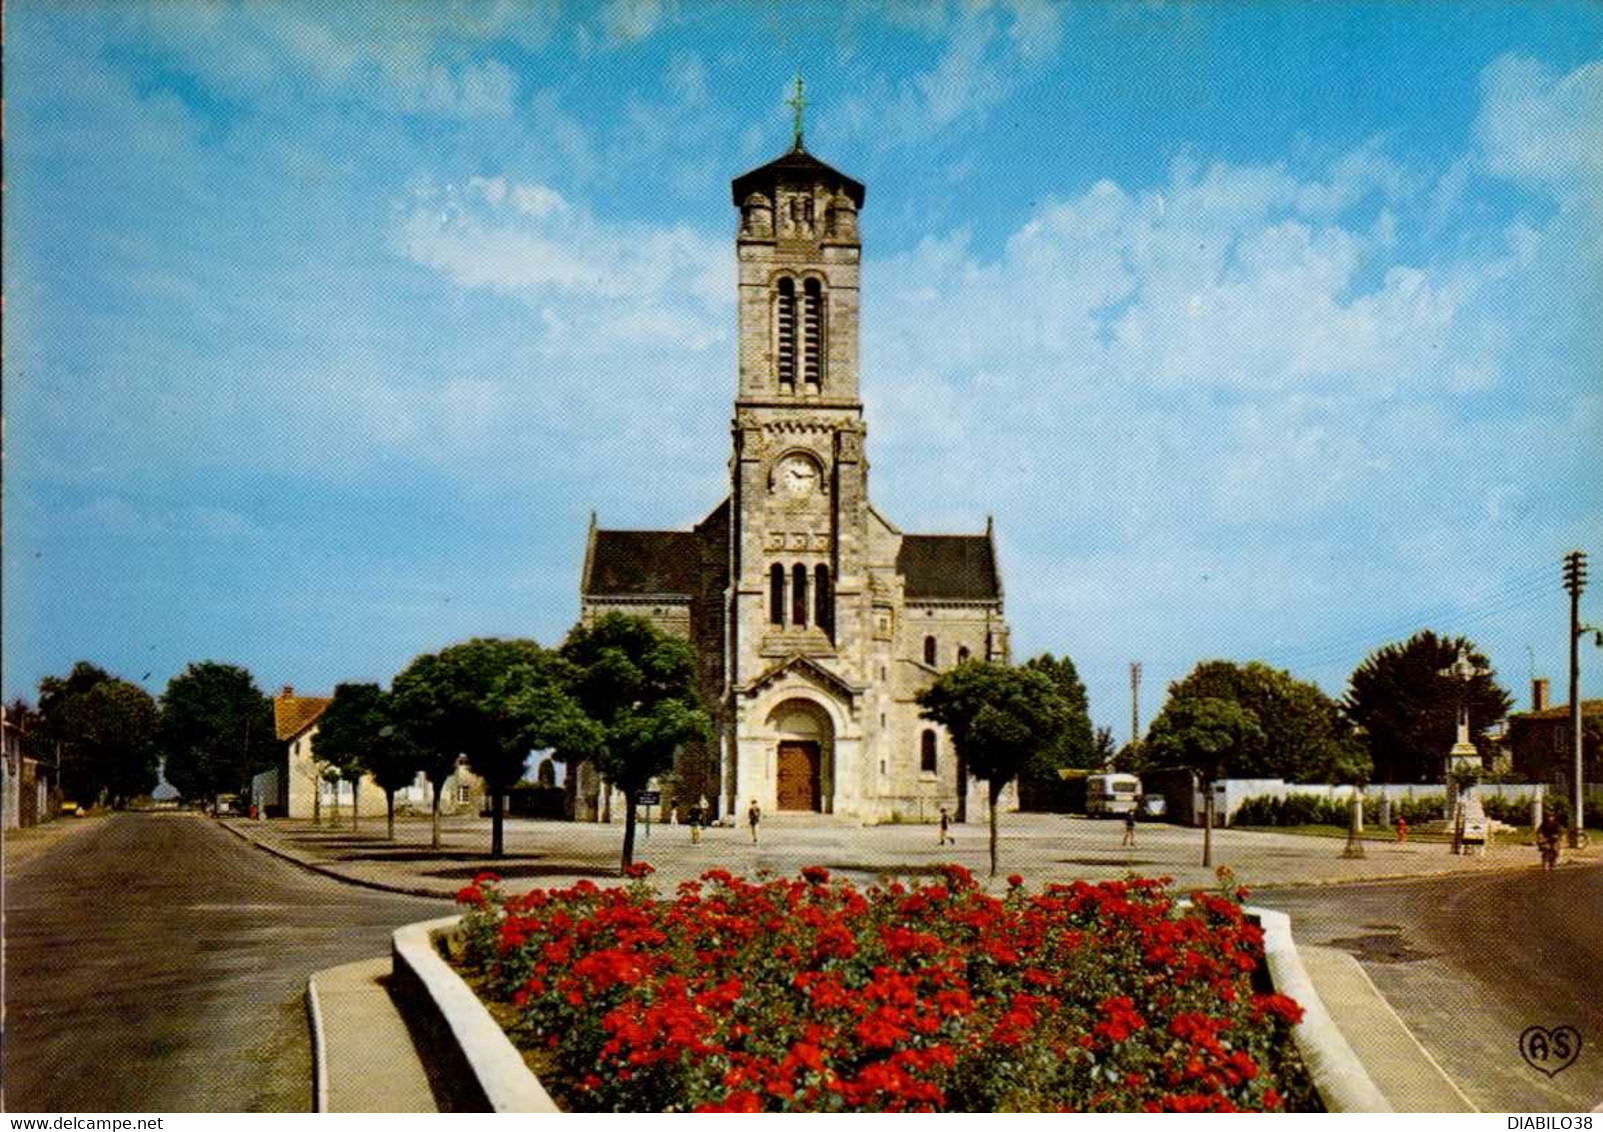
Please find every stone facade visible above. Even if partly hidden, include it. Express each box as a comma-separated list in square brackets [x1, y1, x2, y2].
[579, 143, 1010, 823]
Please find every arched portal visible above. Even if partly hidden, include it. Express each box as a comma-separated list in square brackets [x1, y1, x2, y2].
[766, 698, 834, 812]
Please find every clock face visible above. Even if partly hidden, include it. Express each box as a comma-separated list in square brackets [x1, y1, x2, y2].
[775, 454, 820, 497]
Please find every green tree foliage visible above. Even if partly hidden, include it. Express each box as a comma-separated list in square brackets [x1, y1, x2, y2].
[560, 613, 712, 873]
[34, 663, 160, 806]
[917, 661, 1075, 877]
[159, 662, 274, 806]
[312, 683, 421, 837]
[1145, 695, 1265, 865]
[1020, 653, 1097, 769]
[1157, 660, 1367, 783]
[391, 639, 545, 856]
[1344, 631, 1513, 783]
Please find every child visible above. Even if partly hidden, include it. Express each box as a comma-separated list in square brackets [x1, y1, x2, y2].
[1395, 815, 1409, 843]
[747, 799, 761, 844]
[1121, 808, 1137, 847]
[938, 806, 955, 846]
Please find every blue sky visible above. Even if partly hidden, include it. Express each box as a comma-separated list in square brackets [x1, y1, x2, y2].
[5, 1, 1601, 738]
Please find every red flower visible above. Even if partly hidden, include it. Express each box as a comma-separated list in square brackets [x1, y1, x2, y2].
[1006, 874, 1024, 888]
[801, 865, 831, 885]
[624, 861, 656, 879]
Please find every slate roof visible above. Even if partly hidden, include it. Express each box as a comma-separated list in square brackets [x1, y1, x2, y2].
[897, 535, 1001, 601]
[585, 530, 702, 597]
[274, 694, 331, 742]
[731, 146, 866, 208]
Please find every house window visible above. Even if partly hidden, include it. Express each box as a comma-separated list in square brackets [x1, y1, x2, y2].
[957, 646, 970, 664]
[924, 635, 937, 666]
[456, 782, 472, 804]
[792, 563, 809, 627]
[815, 564, 832, 636]
[770, 564, 785, 625]
[802, 277, 824, 389]
[776, 277, 797, 391]
[921, 730, 938, 774]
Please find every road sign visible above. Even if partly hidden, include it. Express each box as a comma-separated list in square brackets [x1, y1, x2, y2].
[638, 791, 661, 806]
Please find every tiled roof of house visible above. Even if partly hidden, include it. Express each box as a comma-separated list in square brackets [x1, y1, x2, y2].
[897, 534, 1001, 602]
[274, 694, 331, 741]
[584, 530, 702, 597]
[1510, 698, 1603, 722]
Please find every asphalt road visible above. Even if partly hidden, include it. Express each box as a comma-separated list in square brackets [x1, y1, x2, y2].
[1258, 861, 1603, 1112]
[3, 812, 452, 1112]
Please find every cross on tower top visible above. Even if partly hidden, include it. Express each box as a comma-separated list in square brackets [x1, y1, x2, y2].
[787, 72, 807, 151]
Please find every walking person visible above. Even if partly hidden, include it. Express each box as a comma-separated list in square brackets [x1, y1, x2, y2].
[1121, 807, 1137, 847]
[747, 798, 761, 844]
[688, 801, 702, 844]
[1536, 811, 1563, 871]
[938, 806, 955, 846]
[1395, 815, 1409, 843]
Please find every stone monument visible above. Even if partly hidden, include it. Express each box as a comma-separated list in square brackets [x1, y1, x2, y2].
[1439, 647, 1489, 855]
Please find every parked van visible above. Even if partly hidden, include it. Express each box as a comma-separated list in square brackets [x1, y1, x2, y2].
[1086, 773, 1142, 817]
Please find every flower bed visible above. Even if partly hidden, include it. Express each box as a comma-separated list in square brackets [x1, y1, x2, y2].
[452, 863, 1314, 1112]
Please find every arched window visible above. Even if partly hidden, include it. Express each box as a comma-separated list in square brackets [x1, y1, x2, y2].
[802, 277, 824, 390]
[957, 646, 970, 664]
[923, 635, 937, 666]
[814, 564, 832, 637]
[776, 278, 797, 391]
[769, 564, 785, 626]
[792, 563, 809, 627]
[921, 730, 938, 774]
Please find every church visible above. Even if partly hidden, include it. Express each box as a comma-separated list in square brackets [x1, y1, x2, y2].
[576, 110, 1012, 824]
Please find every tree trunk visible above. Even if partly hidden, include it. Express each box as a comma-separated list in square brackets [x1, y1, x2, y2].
[620, 788, 639, 873]
[351, 777, 359, 833]
[956, 751, 969, 823]
[988, 778, 1004, 878]
[386, 788, 396, 841]
[491, 788, 505, 858]
[312, 774, 321, 825]
[430, 785, 442, 850]
[1202, 787, 1214, 868]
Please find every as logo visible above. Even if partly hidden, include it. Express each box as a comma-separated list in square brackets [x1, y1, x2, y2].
[1519, 1025, 1582, 1077]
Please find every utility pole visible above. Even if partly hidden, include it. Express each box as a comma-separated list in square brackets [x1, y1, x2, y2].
[1563, 550, 1587, 848]
[1130, 662, 1142, 746]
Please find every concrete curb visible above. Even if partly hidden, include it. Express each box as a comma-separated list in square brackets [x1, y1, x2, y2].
[215, 819, 446, 899]
[390, 915, 559, 1113]
[1247, 906, 1391, 1112]
[305, 975, 331, 1113]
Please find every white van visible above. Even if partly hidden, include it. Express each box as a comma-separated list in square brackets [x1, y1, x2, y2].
[1086, 773, 1142, 817]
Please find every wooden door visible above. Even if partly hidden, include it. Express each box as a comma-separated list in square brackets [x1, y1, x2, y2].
[776, 741, 821, 811]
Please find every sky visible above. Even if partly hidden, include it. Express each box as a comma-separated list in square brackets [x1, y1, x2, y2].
[5, 1, 1601, 740]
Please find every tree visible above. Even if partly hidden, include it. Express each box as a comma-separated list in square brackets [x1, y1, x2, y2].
[1159, 660, 1366, 783]
[1344, 631, 1513, 783]
[1146, 696, 1265, 866]
[391, 639, 544, 855]
[312, 683, 414, 834]
[917, 661, 1074, 878]
[1021, 653, 1097, 768]
[34, 664, 160, 806]
[159, 662, 274, 807]
[560, 613, 712, 873]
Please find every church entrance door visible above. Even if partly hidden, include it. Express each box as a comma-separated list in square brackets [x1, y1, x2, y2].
[776, 741, 821, 811]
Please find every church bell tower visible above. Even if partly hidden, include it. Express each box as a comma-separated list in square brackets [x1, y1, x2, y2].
[725, 79, 873, 811]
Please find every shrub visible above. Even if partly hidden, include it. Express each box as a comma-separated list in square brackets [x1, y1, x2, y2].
[453, 865, 1311, 1112]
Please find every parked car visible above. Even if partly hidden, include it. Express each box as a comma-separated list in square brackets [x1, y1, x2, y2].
[1138, 793, 1168, 819]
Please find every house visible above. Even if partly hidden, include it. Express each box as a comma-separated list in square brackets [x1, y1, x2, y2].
[1506, 678, 1603, 787]
[250, 686, 388, 818]
[2, 704, 60, 829]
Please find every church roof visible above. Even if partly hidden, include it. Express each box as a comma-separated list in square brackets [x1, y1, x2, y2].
[898, 535, 1001, 602]
[584, 530, 702, 597]
[731, 146, 866, 209]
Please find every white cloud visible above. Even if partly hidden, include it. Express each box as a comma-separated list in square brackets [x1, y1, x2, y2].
[601, 0, 663, 44]
[1477, 54, 1603, 187]
[395, 176, 730, 353]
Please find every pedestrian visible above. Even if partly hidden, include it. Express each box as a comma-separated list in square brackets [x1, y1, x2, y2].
[670, 804, 679, 827]
[938, 806, 954, 846]
[1395, 815, 1409, 843]
[1121, 807, 1137, 847]
[747, 799, 761, 844]
[688, 801, 702, 844]
[1536, 811, 1563, 871]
